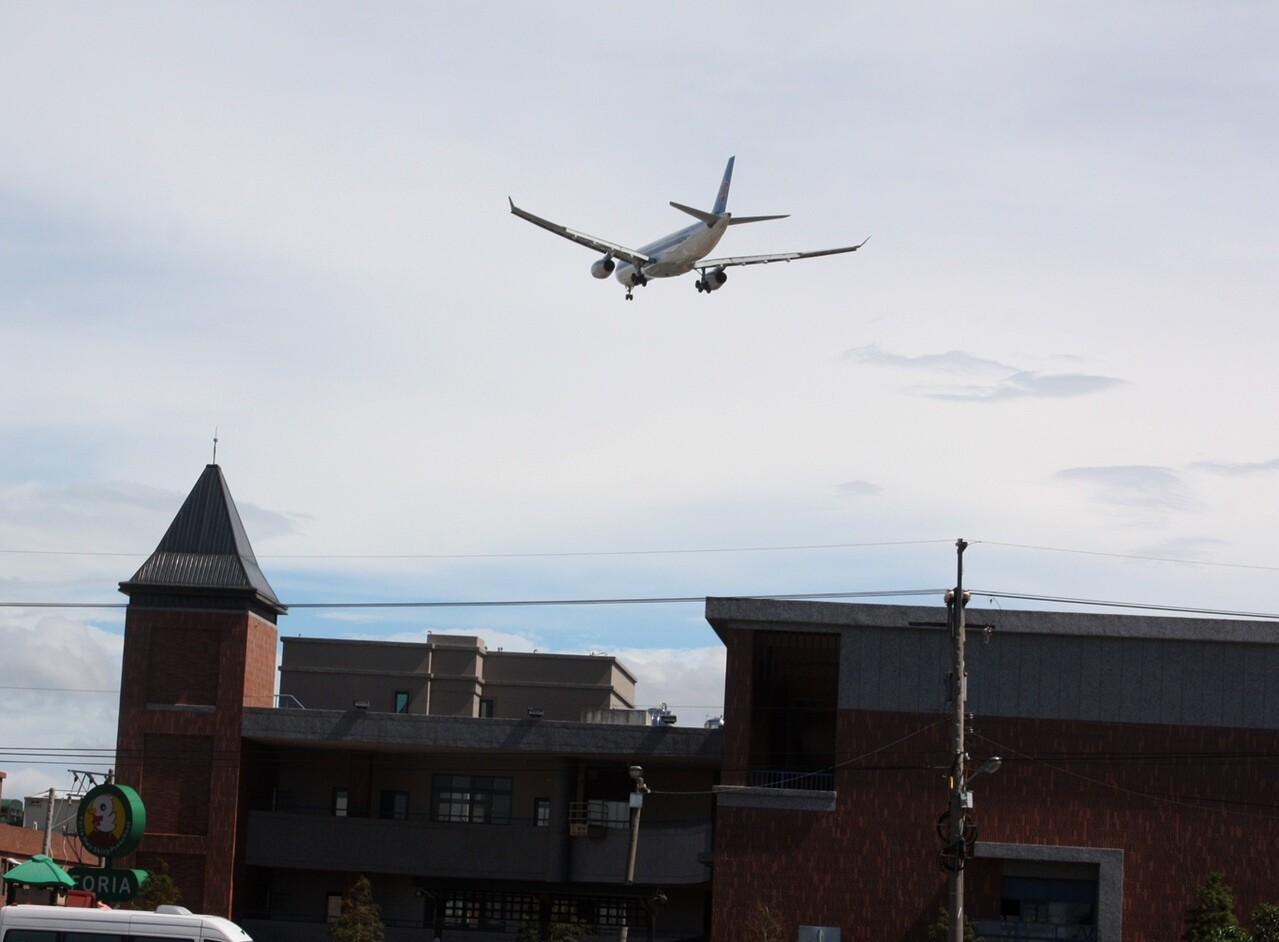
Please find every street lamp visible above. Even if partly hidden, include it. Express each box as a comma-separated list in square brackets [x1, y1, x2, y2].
[620, 766, 650, 942]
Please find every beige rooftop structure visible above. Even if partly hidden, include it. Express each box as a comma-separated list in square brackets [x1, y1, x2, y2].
[279, 632, 638, 721]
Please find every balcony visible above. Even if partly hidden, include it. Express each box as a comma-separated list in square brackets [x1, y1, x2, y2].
[974, 922, 1097, 940]
[246, 810, 556, 881]
[245, 809, 711, 885]
[747, 769, 835, 791]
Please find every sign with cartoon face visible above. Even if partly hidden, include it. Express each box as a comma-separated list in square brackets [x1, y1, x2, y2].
[75, 784, 146, 859]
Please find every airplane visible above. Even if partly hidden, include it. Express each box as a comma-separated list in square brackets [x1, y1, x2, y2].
[508, 156, 868, 300]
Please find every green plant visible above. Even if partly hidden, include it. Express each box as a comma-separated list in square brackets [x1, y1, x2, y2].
[1184, 873, 1247, 942]
[926, 907, 980, 942]
[516, 916, 594, 942]
[136, 859, 182, 910]
[744, 902, 785, 942]
[1251, 904, 1279, 942]
[330, 875, 385, 942]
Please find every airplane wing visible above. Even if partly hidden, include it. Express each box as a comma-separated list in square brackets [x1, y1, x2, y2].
[509, 199, 653, 268]
[698, 237, 870, 269]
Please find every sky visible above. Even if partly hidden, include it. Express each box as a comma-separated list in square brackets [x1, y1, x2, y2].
[1, 3, 1276, 806]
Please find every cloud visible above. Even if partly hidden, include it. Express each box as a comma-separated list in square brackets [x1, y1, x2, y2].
[1055, 465, 1198, 512]
[1131, 536, 1230, 560]
[916, 371, 1127, 402]
[0, 612, 122, 797]
[842, 344, 1012, 374]
[609, 646, 726, 723]
[1190, 458, 1279, 476]
[836, 480, 882, 497]
[843, 344, 1125, 402]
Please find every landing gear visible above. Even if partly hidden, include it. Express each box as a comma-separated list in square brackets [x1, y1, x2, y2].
[624, 271, 648, 300]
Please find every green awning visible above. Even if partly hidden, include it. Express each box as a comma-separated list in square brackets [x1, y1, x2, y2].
[2, 855, 76, 888]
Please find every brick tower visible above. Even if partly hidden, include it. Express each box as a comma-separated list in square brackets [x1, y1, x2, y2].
[115, 464, 285, 916]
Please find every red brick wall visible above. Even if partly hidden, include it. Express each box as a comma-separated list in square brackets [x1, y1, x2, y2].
[243, 618, 279, 708]
[115, 605, 280, 917]
[142, 733, 214, 835]
[712, 708, 1279, 942]
[146, 627, 221, 705]
[719, 627, 755, 787]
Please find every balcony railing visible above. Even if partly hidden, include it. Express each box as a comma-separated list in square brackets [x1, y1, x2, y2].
[974, 921, 1097, 941]
[747, 769, 834, 791]
[245, 808, 711, 884]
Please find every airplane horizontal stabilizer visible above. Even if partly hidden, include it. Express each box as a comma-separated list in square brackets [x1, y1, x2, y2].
[726, 213, 789, 226]
[670, 202, 719, 226]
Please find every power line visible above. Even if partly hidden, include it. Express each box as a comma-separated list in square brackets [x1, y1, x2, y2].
[974, 589, 1279, 621]
[5, 587, 1279, 621]
[0, 588, 945, 611]
[0, 539, 953, 561]
[286, 588, 943, 609]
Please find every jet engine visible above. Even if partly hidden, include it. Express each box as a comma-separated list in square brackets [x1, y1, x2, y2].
[590, 256, 616, 279]
[695, 267, 727, 293]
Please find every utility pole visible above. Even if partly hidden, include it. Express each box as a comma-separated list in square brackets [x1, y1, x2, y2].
[946, 539, 969, 942]
[620, 765, 649, 942]
[41, 787, 55, 856]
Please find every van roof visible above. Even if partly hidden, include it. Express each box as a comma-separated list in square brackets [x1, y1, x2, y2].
[0, 905, 251, 942]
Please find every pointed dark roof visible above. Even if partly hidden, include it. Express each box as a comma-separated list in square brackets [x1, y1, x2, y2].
[120, 464, 286, 614]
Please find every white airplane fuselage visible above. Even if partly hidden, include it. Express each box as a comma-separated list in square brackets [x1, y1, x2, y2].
[613, 215, 732, 285]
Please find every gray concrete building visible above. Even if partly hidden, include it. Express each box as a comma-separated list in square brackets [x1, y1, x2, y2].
[279, 634, 637, 721]
[241, 700, 720, 942]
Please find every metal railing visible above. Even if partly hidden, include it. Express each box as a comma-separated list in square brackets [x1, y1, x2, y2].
[974, 921, 1097, 941]
[747, 769, 835, 791]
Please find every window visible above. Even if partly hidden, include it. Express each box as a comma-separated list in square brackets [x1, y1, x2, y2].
[444, 891, 538, 930]
[327, 893, 344, 923]
[534, 798, 551, 827]
[751, 631, 839, 778]
[333, 788, 349, 817]
[593, 900, 632, 928]
[478, 699, 495, 718]
[395, 691, 409, 713]
[379, 790, 409, 820]
[432, 774, 512, 824]
[998, 876, 1097, 935]
[5, 933, 57, 942]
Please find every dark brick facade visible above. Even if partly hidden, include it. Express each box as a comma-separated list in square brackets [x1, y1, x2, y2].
[715, 707, 1279, 941]
[708, 600, 1279, 942]
[115, 607, 278, 916]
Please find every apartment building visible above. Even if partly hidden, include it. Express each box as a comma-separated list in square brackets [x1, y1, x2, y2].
[112, 465, 719, 942]
[705, 596, 1279, 942]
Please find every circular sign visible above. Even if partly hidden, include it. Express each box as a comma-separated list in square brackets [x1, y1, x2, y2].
[76, 784, 146, 858]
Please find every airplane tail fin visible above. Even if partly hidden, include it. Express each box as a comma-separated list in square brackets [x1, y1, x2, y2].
[712, 156, 735, 215]
[669, 157, 789, 226]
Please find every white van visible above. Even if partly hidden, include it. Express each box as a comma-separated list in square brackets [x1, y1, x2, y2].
[0, 905, 252, 942]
